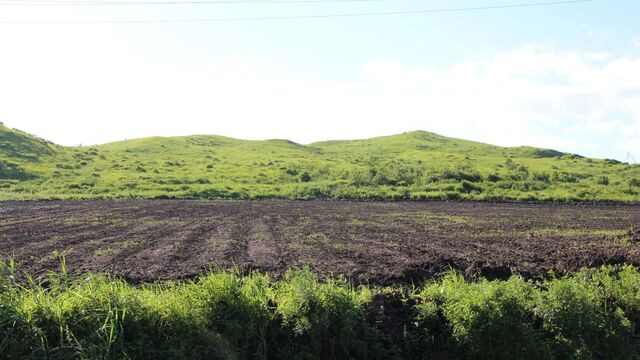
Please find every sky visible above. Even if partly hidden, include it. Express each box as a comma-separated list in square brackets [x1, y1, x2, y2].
[1, 0, 639, 160]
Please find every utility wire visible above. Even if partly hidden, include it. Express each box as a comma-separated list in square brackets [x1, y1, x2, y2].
[0, 0, 381, 5]
[0, 0, 596, 24]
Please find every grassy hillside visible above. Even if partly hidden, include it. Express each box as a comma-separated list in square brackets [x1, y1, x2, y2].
[1, 122, 639, 201]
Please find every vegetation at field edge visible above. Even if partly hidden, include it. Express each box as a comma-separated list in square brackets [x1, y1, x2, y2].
[4, 261, 640, 359]
[1, 123, 639, 202]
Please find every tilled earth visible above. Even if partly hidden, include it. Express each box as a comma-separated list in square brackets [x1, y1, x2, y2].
[1, 200, 639, 284]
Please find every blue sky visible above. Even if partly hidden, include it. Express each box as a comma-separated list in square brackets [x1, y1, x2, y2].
[1, 0, 639, 160]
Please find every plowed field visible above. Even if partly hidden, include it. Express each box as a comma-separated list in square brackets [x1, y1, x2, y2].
[1, 200, 639, 284]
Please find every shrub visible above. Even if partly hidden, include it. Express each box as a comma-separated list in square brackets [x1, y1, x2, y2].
[537, 274, 635, 359]
[596, 175, 610, 185]
[457, 181, 482, 194]
[531, 172, 551, 183]
[0, 160, 36, 180]
[273, 269, 376, 359]
[198, 272, 273, 358]
[0, 265, 385, 360]
[6, 264, 640, 359]
[426, 166, 482, 183]
[299, 171, 312, 183]
[532, 149, 563, 158]
[552, 172, 578, 183]
[416, 274, 550, 359]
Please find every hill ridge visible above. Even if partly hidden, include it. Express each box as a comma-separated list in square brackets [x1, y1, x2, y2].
[0, 123, 571, 157]
[0, 124, 638, 202]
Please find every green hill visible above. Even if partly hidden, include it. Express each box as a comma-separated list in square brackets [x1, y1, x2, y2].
[1, 123, 639, 201]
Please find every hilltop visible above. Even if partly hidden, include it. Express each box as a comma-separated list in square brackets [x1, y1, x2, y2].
[0, 123, 638, 201]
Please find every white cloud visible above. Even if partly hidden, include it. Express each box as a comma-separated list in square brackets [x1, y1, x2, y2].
[588, 30, 610, 43]
[585, 52, 610, 61]
[1, 31, 639, 160]
[360, 47, 640, 159]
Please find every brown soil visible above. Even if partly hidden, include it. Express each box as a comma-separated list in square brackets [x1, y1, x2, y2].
[1, 200, 639, 285]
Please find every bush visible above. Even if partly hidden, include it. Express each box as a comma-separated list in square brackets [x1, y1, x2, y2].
[531, 172, 551, 183]
[273, 269, 376, 359]
[596, 175, 610, 185]
[552, 172, 578, 183]
[299, 171, 312, 183]
[0, 266, 384, 360]
[537, 274, 635, 359]
[353, 162, 423, 187]
[198, 272, 273, 358]
[457, 181, 482, 194]
[5, 264, 640, 359]
[416, 274, 550, 359]
[426, 166, 482, 183]
[0, 160, 36, 180]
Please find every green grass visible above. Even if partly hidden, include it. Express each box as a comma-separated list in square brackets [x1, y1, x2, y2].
[1, 122, 639, 201]
[5, 262, 640, 359]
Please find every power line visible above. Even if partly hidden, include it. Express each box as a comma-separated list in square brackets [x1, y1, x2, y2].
[0, 0, 596, 24]
[0, 0, 381, 6]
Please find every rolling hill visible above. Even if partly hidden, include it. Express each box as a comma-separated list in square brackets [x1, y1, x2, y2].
[1, 122, 639, 201]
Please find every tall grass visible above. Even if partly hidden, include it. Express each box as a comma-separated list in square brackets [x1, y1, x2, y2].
[0, 265, 381, 360]
[4, 262, 640, 359]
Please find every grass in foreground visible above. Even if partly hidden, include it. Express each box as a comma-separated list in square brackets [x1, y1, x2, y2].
[3, 262, 640, 359]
